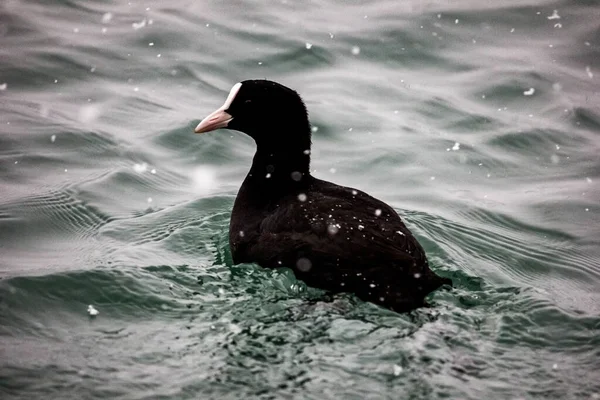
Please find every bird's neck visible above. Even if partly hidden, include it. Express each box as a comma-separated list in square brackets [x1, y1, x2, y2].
[238, 138, 312, 205]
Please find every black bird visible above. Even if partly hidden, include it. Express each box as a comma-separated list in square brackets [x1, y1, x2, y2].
[194, 80, 450, 312]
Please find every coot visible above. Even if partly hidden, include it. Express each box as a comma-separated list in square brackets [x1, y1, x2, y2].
[194, 80, 450, 312]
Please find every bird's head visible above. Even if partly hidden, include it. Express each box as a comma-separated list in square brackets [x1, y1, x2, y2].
[194, 80, 311, 149]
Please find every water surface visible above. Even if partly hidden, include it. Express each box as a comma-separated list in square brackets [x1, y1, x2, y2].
[1, 0, 599, 398]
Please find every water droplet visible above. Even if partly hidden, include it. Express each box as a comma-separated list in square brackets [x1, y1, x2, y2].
[0, 83, 7, 91]
[51, 135, 56, 143]
[351, 46, 360, 55]
[329, 167, 336, 174]
[147, 197, 152, 203]
[585, 66, 593, 79]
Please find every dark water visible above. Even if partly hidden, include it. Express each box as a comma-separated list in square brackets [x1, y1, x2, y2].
[1, 0, 599, 398]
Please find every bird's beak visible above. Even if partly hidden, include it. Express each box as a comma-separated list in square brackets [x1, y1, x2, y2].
[195, 82, 242, 134]
[194, 108, 233, 134]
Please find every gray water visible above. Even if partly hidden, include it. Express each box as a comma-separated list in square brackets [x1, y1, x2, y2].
[1, 0, 599, 399]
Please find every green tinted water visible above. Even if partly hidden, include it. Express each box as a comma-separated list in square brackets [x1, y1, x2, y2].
[1, 0, 599, 398]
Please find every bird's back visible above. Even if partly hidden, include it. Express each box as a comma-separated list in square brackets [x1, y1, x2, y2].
[230, 176, 450, 312]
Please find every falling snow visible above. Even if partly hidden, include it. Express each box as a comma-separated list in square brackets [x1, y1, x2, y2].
[296, 257, 312, 272]
[547, 10, 561, 20]
[523, 88, 535, 96]
[101, 12, 113, 23]
[133, 163, 148, 173]
[132, 19, 147, 30]
[87, 305, 99, 316]
[374, 209, 382, 216]
[351, 46, 360, 55]
[191, 166, 216, 194]
[328, 224, 339, 235]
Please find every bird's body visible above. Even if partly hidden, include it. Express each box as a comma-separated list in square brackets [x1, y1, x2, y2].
[194, 79, 450, 312]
